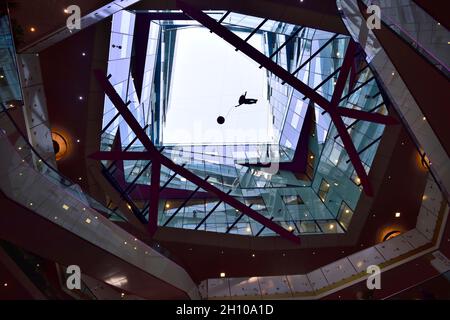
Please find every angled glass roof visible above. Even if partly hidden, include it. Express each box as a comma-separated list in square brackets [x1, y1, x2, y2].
[100, 10, 389, 238]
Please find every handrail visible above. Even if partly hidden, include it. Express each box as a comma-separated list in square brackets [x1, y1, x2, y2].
[0, 104, 128, 222]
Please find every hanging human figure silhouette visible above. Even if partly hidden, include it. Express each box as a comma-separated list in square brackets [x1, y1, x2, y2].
[217, 92, 258, 124]
[235, 91, 258, 107]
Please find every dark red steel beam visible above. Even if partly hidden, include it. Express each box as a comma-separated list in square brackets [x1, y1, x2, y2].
[330, 41, 357, 108]
[328, 41, 373, 195]
[338, 108, 398, 125]
[94, 70, 301, 244]
[94, 70, 160, 157]
[148, 160, 160, 235]
[175, 0, 377, 196]
[90, 151, 153, 161]
[175, 0, 331, 112]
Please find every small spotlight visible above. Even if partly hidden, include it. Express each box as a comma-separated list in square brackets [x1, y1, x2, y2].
[30, 27, 36, 32]
[78, 96, 83, 100]
[220, 272, 226, 278]
[85, 218, 91, 224]
[395, 212, 401, 218]
[165, 203, 170, 209]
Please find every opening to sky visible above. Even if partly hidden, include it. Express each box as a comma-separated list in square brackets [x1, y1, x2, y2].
[162, 26, 274, 145]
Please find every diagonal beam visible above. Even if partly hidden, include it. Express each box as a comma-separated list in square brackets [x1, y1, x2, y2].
[90, 151, 153, 161]
[175, 0, 398, 197]
[176, 0, 331, 112]
[338, 108, 398, 125]
[94, 70, 301, 244]
[328, 41, 373, 195]
[148, 160, 161, 235]
[331, 112, 373, 195]
[330, 40, 357, 108]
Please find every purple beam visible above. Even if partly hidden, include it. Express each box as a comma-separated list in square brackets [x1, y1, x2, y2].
[331, 112, 373, 195]
[90, 151, 153, 161]
[148, 160, 161, 235]
[330, 41, 357, 107]
[338, 108, 398, 125]
[94, 70, 160, 156]
[175, 0, 331, 112]
[329, 41, 373, 195]
[175, 0, 377, 196]
[94, 70, 301, 244]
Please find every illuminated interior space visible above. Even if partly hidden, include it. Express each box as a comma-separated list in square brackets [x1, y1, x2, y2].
[0, 0, 449, 302]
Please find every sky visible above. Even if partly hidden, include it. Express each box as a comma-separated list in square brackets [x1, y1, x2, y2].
[162, 26, 274, 145]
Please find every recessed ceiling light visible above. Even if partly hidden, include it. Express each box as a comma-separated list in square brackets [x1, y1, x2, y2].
[3, 283, 7, 287]
[251, 253, 255, 258]
[165, 203, 170, 209]
[246, 227, 251, 233]
[220, 272, 226, 278]
[329, 224, 335, 230]
[62, 204, 69, 210]
[395, 212, 401, 218]
[30, 27, 36, 32]
[85, 218, 91, 224]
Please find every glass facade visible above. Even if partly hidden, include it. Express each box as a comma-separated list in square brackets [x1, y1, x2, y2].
[100, 10, 389, 237]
